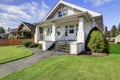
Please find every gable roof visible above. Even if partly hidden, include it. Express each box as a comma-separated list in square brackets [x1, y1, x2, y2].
[43, 0, 102, 21]
[17, 22, 36, 31]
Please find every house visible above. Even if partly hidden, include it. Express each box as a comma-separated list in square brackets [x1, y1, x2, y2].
[115, 35, 120, 44]
[34, 0, 104, 55]
[16, 22, 36, 39]
[0, 33, 8, 39]
[8, 22, 36, 39]
[8, 28, 18, 39]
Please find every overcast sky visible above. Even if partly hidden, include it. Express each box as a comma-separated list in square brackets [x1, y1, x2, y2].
[0, 0, 120, 31]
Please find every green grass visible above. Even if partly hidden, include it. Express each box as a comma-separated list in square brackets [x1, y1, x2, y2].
[0, 46, 33, 64]
[0, 43, 120, 80]
[109, 42, 120, 54]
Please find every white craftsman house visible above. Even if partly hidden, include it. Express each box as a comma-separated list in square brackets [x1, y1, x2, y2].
[34, 0, 104, 55]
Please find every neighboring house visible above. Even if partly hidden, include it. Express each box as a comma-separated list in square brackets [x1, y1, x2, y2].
[17, 22, 36, 39]
[109, 37, 115, 42]
[0, 33, 8, 39]
[34, 0, 104, 55]
[8, 28, 18, 39]
[115, 35, 120, 44]
[8, 22, 36, 39]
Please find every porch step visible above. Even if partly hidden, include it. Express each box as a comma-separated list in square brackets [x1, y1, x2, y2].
[54, 41, 70, 53]
[48, 41, 70, 53]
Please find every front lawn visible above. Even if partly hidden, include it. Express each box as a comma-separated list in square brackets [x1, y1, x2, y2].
[0, 46, 33, 64]
[0, 43, 120, 80]
[109, 42, 120, 54]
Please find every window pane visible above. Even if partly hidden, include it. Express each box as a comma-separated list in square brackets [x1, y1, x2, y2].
[69, 26, 74, 33]
[63, 10, 68, 16]
[58, 11, 62, 17]
[57, 27, 60, 36]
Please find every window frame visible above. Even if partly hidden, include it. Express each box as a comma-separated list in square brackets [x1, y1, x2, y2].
[69, 26, 74, 33]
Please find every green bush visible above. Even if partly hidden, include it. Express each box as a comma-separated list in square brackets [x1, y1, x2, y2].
[38, 44, 42, 49]
[86, 27, 109, 53]
[23, 41, 32, 48]
[29, 43, 39, 48]
[24, 32, 32, 39]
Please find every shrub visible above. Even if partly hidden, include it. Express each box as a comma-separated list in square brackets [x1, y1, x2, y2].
[24, 32, 32, 39]
[29, 43, 39, 48]
[38, 44, 42, 49]
[23, 41, 32, 48]
[86, 27, 109, 53]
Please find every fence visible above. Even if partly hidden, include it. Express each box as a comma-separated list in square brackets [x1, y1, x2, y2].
[0, 39, 34, 46]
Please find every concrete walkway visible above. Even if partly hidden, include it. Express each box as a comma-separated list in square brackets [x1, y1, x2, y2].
[0, 48, 68, 78]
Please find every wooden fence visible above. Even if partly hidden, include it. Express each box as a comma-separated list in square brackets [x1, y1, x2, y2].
[0, 39, 34, 46]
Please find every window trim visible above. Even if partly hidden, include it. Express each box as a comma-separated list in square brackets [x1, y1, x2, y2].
[69, 26, 74, 33]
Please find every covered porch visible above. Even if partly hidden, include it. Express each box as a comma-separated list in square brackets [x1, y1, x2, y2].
[34, 12, 93, 54]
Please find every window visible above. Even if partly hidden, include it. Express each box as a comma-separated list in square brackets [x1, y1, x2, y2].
[63, 10, 68, 16]
[46, 28, 52, 36]
[58, 9, 68, 17]
[65, 26, 68, 36]
[22, 26, 26, 30]
[76, 25, 78, 36]
[58, 11, 62, 17]
[57, 27, 61, 36]
[69, 26, 74, 33]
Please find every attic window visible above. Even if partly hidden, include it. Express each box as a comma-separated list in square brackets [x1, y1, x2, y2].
[63, 9, 68, 16]
[58, 11, 62, 17]
[22, 26, 26, 30]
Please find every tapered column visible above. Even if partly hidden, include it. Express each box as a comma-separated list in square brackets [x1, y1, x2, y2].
[77, 17, 85, 51]
[34, 26, 40, 43]
[51, 22, 56, 41]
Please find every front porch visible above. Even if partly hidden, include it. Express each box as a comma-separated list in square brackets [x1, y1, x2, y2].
[35, 12, 93, 54]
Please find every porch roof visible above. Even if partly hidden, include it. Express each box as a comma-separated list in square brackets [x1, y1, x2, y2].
[36, 12, 92, 27]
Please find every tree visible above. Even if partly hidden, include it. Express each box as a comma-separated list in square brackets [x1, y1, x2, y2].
[110, 25, 117, 37]
[0, 27, 5, 34]
[117, 23, 120, 35]
[86, 27, 109, 53]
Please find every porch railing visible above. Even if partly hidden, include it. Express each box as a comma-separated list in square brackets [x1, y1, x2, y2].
[57, 32, 67, 42]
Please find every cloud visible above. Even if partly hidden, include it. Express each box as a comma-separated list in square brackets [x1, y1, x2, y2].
[84, 0, 112, 6]
[0, 0, 50, 30]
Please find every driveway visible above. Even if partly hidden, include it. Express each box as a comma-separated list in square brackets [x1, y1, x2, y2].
[0, 48, 68, 78]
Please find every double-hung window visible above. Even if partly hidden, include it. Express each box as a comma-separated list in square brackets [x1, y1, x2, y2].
[63, 9, 68, 16]
[57, 27, 61, 36]
[58, 11, 62, 17]
[46, 28, 52, 36]
[58, 9, 68, 17]
[69, 26, 74, 33]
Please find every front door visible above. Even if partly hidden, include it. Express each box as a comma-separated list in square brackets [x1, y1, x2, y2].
[67, 26, 76, 41]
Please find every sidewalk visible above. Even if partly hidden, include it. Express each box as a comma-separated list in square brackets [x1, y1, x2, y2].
[0, 48, 68, 78]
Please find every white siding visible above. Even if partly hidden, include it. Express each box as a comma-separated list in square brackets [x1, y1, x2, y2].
[53, 5, 82, 19]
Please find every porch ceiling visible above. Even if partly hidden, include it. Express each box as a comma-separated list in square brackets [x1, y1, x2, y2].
[36, 12, 92, 27]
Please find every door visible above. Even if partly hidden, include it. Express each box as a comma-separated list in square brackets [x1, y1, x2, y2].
[68, 25, 76, 41]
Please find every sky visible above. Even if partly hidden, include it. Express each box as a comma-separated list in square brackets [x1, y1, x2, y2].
[0, 0, 120, 31]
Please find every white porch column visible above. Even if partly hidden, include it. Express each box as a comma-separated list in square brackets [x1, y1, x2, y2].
[34, 26, 40, 43]
[77, 17, 85, 51]
[51, 22, 57, 41]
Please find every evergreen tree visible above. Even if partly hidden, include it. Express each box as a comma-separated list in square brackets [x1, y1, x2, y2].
[117, 23, 120, 35]
[0, 27, 5, 34]
[110, 25, 117, 37]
